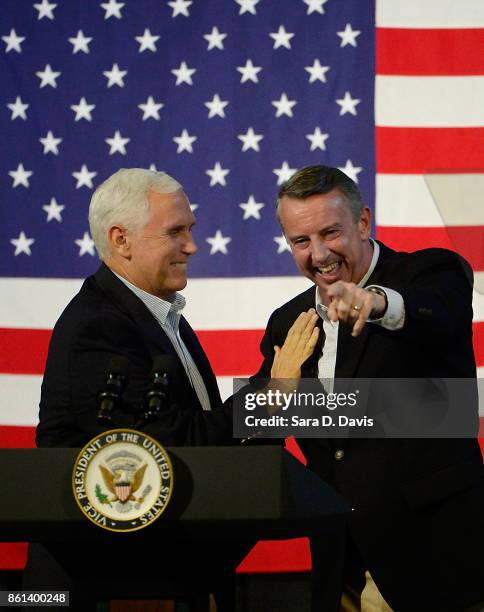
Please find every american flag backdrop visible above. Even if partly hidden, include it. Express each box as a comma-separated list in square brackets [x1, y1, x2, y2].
[1, 0, 483, 572]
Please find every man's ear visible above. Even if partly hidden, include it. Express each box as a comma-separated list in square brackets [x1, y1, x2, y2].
[358, 206, 371, 240]
[108, 225, 131, 259]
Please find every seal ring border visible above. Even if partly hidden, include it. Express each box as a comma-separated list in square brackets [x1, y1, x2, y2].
[71, 428, 174, 533]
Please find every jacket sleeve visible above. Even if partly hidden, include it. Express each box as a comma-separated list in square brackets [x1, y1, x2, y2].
[37, 305, 234, 448]
[392, 250, 474, 344]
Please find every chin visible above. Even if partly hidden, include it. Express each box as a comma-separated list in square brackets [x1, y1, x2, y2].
[173, 279, 188, 291]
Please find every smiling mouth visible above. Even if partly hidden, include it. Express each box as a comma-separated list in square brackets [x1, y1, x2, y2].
[316, 261, 340, 275]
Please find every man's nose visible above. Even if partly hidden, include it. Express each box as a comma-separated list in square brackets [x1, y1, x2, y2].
[183, 233, 198, 255]
[310, 238, 330, 264]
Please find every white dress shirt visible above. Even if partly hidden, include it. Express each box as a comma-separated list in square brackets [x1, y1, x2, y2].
[113, 273, 212, 411]
[315, 239, 405, 386]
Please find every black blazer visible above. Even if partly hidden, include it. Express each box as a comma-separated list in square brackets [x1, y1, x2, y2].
[37, 264, 233, 447]
[252, 243, 484, 612]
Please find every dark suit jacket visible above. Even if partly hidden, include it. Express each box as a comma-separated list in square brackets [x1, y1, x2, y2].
[32, 267, 254, 608]
[37, 263, 233, 448]
[252, 243, 484, 612]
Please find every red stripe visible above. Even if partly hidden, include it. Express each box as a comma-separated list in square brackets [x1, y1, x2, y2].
[0, 327, 265, 376]
[376, 226, 484, 272]
[238, 538, 311, 574]
[0, 537, 311, 574]
[0, 425, 33, 571]
[2, 319, 484, 376]
[0, 425, 35, 448]
[196, 329, 264, 375]
[0, 544, 27, 570]
[239, 438, 310, 575]
[377, 28, 484, 75]
[285, 436, 307, 465]
[0, 328, 51, 374]
[376, 127, 484, 174]
[474, 322, 484, 367]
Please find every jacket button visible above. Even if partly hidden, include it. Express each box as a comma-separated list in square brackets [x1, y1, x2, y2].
[334, 449, 345, 460]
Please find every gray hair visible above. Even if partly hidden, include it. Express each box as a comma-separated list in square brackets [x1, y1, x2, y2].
[276, 165, 364, 224]
[88, 168, 182, 260]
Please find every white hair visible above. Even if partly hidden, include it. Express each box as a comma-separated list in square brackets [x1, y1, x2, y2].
[88, 168, 183, 260]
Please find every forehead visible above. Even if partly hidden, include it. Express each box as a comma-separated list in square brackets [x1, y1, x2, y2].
[146, 190, 195, 227]
[279, 190, 353, 234]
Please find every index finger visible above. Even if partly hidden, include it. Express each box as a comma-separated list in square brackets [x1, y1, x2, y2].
[326, 281, 345, 298]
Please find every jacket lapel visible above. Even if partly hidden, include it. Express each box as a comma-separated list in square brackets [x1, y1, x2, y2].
[335, 241, 395, 378]
[335, 323, 370, 378]
[94, 264, 177, 356]
[296, 286, 326, 378]
[302, 315, 326, 378]
[93, 265, 201, 404]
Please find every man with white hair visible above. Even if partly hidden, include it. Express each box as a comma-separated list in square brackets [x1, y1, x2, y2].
[37, 168, 232, 447]
[33, 168, 242, 610]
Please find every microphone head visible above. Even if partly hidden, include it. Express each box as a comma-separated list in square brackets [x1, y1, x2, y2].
[151, 354, 177, 376]
[106, 355, 130, 376]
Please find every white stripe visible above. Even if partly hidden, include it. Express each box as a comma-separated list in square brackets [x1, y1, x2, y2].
[0, 278, 83, 329]
[0, 374, 241, 427]
[1, 275, 483, 328]
[473, 280, 484, 321]
[0, 375, 40, 427]
[376, 174, 484, 227]
[182, 276, 311, 329]
[375, 76, 484, 127]
[1, 276, 483, 327]
[477, 370, 484, 417]
[474, 272, 484, 298]
[1, 373, 483, 427]
[377, 175, 445, 227]
[217, 376, 240, 402]
[424, 174, 484, 226]
[376, 0, 484, 28]
[0, 276, 311, 330]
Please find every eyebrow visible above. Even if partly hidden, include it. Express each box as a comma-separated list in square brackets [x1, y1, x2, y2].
[321, 223, 342, 232]
[287, 223, 342, 241]
[166, 221, 196, 231]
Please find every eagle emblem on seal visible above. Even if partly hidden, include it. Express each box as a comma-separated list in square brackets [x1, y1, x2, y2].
[98, 450, 147, 503]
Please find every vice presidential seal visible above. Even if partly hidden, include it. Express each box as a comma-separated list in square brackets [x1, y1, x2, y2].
[72, 429, 173, 532]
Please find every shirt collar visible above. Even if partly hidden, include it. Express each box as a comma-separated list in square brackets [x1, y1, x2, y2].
[112, 271, 186, 327]
[315, 238, 380, 318]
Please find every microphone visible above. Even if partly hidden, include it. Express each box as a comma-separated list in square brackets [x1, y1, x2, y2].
[136, 355, 177, 427]
[96, 356, 129, 426]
